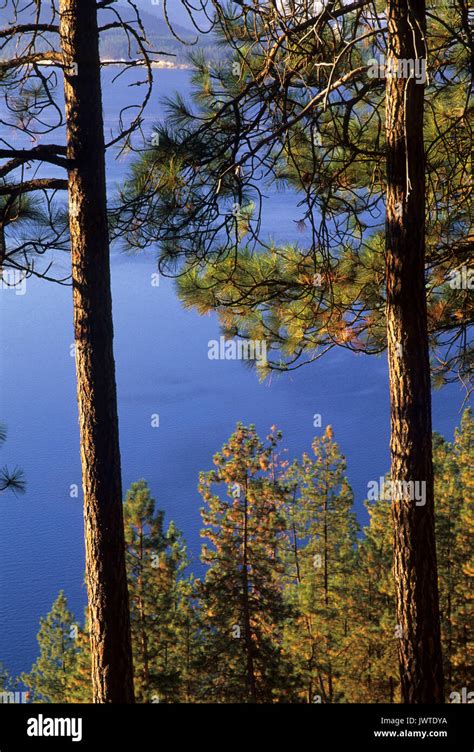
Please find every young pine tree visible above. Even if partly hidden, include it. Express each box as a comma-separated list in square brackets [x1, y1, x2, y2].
[434, 408, 473, 693]
[197, 424, 294, 703]
[282, 426, 359, 703]
[344, 495, 399, 703]
[451, 409, 474, 689]
[66, 615, 92, 703]
[124, 480, 196, 703]
[22, 591, 81, 703]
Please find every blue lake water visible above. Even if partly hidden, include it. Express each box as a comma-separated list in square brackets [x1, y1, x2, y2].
[0, 69, 466, 679]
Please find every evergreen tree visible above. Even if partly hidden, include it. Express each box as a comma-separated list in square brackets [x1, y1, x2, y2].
[22, 591, 80, 703]
[197, 424, 294, 703]
[282, 426, 359, 703]
[345, 495, 399, 703]
[66, 615, 92, 704]
[26, 482, 200, 704]
[434, 408, 474, 692]
[124, 480, 197, 703]
[452, 409, 474, 689]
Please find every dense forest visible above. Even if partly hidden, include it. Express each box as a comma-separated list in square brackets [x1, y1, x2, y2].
[0, 0, 472, 709]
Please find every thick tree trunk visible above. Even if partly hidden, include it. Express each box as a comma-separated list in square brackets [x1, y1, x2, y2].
[385, 0, 444, 703]
[59, 0, 134, 703]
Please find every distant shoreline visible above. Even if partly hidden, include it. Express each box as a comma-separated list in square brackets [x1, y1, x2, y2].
[0, 59, 193, 70]
[101, 59, 192, 70]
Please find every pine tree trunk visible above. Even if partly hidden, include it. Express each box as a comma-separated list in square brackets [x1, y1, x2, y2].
[59, 0, 134, 703]
[385, 0, 444, 703]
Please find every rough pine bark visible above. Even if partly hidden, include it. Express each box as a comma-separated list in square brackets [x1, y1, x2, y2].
[385, 0, 444, 703]
[59, 0, 134, 703]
